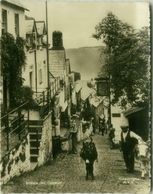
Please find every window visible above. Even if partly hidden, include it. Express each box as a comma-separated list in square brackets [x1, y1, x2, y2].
[15, 13, 19, 36]
[39, 69, 42, 84]
[29, 72, 33, 88]
[97, 81, 109, 96]
[26, 34, 34, 48]
[2, 9, 7, 34]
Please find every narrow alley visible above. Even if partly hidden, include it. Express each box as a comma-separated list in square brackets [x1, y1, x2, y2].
[2, 134, 150, 193]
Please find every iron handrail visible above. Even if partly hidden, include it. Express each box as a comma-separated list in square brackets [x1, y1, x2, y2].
[0, 101, 29, 120]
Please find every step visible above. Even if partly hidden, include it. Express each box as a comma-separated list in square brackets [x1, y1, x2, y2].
[30, 162, 37, 170]
[29, 120, 43, 125]
[30, 141, 40, 147]
[30, 139, 41, 142]
[29, 134, 42, 140]
[28, 127, 42, 133]
[30, 154, 38, 157]
[28, 125, 43, 129]
[29, 132, 42, 135]
[30, 156, 38, 163]
[30, 146, 40, 149]
[30, 148, 39, 155]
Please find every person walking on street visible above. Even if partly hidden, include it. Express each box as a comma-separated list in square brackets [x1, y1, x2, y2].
[69, 115, 78, 154]
[80, 136, 98, 180]
[92, 117, 96, 134]
[120, 124, 142, 173]
[109, 127, 115, 149]
[100, 118, 105, 136]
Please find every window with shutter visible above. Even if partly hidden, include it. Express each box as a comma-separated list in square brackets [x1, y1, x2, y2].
[15, 13, 19, 36]
[2, 9, 7, 34]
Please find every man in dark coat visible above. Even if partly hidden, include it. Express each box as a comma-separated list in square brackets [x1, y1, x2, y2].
[120, 124, 142, 173]
[80, 136, 98, 180]
[109, 127, 115, 149]
[69, 115, 78, 154]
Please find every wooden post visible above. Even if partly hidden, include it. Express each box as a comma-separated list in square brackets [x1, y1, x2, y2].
[6, 114, 9, 151]
[27, 108, 29, 133]
[18, 110, 21, 140]
[108, 76, 111, 126]
[43, 91, 45, 106]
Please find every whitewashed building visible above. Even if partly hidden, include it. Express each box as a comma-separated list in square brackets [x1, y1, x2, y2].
[0, 0, 28, 38]
[0, 0, 28, 110]
[22, 16, 48, 94]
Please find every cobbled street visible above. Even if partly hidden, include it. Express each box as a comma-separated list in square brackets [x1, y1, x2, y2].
[2, 134, 150, 194]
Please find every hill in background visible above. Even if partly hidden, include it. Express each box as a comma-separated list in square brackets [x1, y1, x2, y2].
[66, 46, 105, 80]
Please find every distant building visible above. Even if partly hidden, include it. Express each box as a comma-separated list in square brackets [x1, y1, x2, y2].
[49, 31, 72, 131]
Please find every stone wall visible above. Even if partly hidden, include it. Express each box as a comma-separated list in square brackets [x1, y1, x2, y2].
[0, 111, 53, 184]
[37, 112, 52, 166]
[0, 134, 33, 184]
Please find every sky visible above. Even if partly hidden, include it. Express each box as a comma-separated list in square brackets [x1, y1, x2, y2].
[20, 0, 150, 49]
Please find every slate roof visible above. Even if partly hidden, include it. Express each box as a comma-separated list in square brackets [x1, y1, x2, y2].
[1, 0, 29, 11]
[123, 107, 144, 117]
[35, 21, 46, 36]
[81, 86, 95, 101]
[90, 96, 104, 108]
[25, 19, 35, 34]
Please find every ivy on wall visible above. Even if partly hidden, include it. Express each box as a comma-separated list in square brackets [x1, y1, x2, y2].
[1, 33, 26, 110]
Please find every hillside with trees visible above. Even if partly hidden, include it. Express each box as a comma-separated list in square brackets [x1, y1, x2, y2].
[66, 46, 105, 80]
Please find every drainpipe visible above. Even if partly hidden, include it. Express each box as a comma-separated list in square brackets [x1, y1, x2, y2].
[46, 0, 50, 108]
[34, 49, 37, 94]
[108, 75, 111, 125]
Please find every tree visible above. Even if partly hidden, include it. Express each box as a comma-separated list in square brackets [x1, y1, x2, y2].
[93, 12, 150, 108]
[1, 33, 26, 111]
[19, 86, 39, 110]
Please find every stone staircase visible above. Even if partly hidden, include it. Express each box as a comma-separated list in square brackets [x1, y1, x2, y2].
[28, 120, 43, 163]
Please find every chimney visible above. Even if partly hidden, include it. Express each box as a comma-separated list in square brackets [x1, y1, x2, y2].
[52, 31, 64, 50]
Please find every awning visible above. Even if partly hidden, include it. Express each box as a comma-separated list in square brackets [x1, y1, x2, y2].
[123, 107, 144, 117]
[99, 114, 105, 119]
[81, 86, 96, 101]
[75, 83, 82, 93]
[90, 96, 103, 108]
[61, 101, 68, 112]
[59, 90, 68, 112]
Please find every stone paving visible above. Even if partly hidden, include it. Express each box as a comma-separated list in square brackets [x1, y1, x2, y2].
[2, 134, 151, 193]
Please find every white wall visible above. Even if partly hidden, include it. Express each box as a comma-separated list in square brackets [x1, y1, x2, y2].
[1, 4, 26, 38]
[36, 49, 48, 92]
[22, 51, 35, 89]
[111, 104, 123, 143]
[22, 49, 48, 92]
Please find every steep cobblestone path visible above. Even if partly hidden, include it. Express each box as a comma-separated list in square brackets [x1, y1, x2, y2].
[2, 134, 151, 193]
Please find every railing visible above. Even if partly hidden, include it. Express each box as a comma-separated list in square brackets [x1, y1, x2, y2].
[33, 89, 50, 118]
[50, 77, 60, 98]
[0, 102, 29, 158]
[33, 89, 49, 106]
[33, 77, 60, 118]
